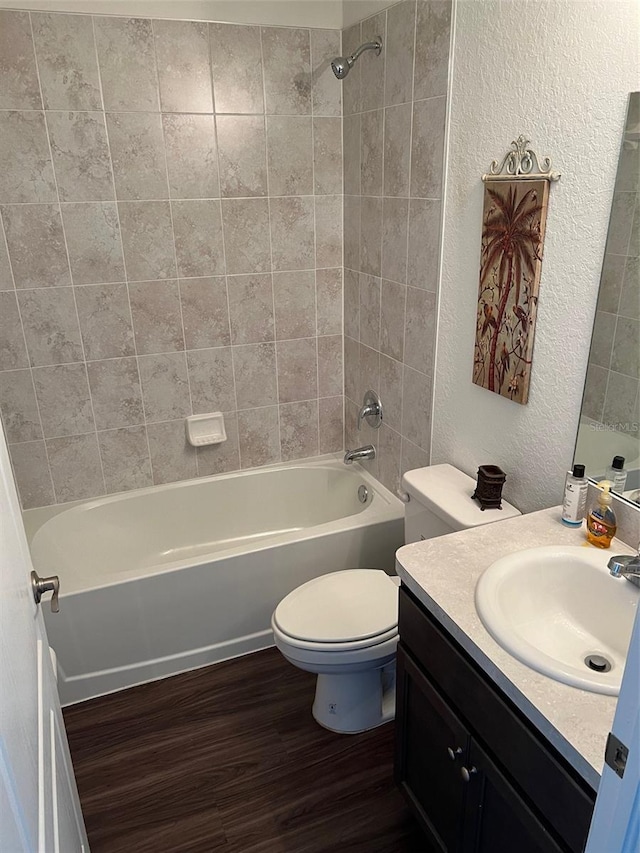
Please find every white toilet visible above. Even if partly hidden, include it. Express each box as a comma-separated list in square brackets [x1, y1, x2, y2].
[271, 464, 520, 733]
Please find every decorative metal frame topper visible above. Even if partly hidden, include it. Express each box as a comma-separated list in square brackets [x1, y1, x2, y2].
[482, 135, 561, 183]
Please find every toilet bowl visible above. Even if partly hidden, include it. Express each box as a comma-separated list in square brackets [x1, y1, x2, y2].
[272, 464, 521, 734]
[272, 569, 400, 733]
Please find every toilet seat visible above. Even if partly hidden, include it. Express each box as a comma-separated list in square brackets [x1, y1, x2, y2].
[272, 569, 399, 652]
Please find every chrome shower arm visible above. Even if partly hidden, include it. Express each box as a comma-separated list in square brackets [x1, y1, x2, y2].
[349, 39, 382, 63]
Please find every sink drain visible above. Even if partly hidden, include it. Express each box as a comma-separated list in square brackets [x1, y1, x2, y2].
[584, 654, 612, 673]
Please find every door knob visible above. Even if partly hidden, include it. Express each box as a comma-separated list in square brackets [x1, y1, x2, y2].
[461, 765, 478, 783]
[31, 571, 60, 613]
[447, 746, 463, 761]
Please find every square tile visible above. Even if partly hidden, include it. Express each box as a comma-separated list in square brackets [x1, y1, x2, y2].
[210, 23, 264, 114]
[402, 365, 432, 450]
[611, 316, 640, 378]
[118, 201, 176, 281]
[87, 357, 144, 430]
[344, 335, 360, 402]
[343, 113, 361, 196]
[359, 273, 381, 349]
[179, 277, 230, 349]
[0, 369, 42, 442]
[313, 117, 342, 195]
[0, 111, 56, 203]
[381, 197, 409, 284]
[261, 27, 311, 115]
[238, 406, 280, 469]
[98, 425, 153, 493]
[267, 116, 313, 196]
[33, 363, 94, 437]
[384, 1, 416, 107]
[94, 16, 159, 112]
[404, 286, 436, 374]
[414, 0, 452, 100]
[277, 338, 317, 403]
[315, 195, 342, 269]
[233, 343, 277, 409]
[217, 115, 267, 199]
[221, 199, 271, 275]
[154, 20, 212, 113]
[187, 347, 236, 414]
[316, 268, 342, 336]
[273, 270, 315, 340]
[411, 97, 446, 198]
[146, 420, 197, 485]
[9, 441, 54, 509]
[408, 198, 441, 290]
[344, 267, 360, 341]
[196, 412, 240, 476]
[138, 352, 191, 422]
[270, 197, 314, 271]
[106, 113, 168, 201]
[383, 103, 411, 197]
[32, 12, 101, 110]
[61, 202, 125, 285]
[318, 335, 343, 397]
[75, 283, 135, 361]
[163, 114, 219, 200]
[361, 12, 386, 112]
[47, 433, 105, 502]
[378, 423, 401, 494]
[1, 204, 70, 288]
[227, 274, 275, 344]
[380, 280, 406, 362]
[311, 29, 341, 117]
[46, 111, 114, 202]
[379, 353, 403, 432]
[343, 195, 361, 272]
[361, 109, 384, 197]
[0, 11, 41, 109]
[129, 279, 184, 354]
[280, 400, 318, 461]
[341, 23, 361, 116]
[319, 395, 343, 454]
[18, 287, 83, 366]
[0, 291, 28, 369]
[0, 223, 13, 290]
[360, 197, 382, 277]
[172, 200, 225, 278]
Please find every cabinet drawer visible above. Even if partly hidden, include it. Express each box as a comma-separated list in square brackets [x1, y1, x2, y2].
[398, 586, 595, 853]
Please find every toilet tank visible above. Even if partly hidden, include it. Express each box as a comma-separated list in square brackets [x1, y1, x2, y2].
[402, 464, 521, 544]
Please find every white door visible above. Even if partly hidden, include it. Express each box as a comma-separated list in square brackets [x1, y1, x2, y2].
[586, 606, 640, 853]
[0, 425, 88, 852]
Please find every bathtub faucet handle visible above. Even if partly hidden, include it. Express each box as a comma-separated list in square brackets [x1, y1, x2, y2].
[358, 390, 383, 430]
[31, 570, 60, 613]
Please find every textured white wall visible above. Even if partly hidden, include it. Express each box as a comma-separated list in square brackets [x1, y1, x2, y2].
[432, 0, 639, 513]
[0, 0, 344, 28]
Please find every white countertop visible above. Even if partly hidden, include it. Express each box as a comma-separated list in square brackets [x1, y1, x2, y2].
[395, 506, 635, 792]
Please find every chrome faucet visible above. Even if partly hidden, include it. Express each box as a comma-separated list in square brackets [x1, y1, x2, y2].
[343, 445, 376, 465]
[608, 543, 640, 589]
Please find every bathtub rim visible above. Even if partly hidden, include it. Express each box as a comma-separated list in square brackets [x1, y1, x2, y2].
[26, 453, 405, 595]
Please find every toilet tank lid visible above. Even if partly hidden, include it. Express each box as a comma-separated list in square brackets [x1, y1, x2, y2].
[401, 464, 521, 531]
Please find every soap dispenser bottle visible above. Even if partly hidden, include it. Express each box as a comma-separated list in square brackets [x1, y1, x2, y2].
[605, 455, 628, 493]
[586, 481, 617, 548]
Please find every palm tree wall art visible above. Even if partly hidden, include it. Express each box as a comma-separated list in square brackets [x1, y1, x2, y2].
[473, 178, 550, 404]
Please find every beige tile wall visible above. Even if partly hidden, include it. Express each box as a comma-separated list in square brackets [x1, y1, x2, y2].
[0, 9, 344, 507]
[341, 0, 450, 495]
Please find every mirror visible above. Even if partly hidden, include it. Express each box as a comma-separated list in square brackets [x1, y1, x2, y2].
[575, 92, 639, 504]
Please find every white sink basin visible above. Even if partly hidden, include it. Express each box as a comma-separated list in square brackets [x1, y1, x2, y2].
[475, 545, 639, 695]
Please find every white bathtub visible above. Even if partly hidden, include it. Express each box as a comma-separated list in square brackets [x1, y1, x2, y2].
[26, 456, 404, 706]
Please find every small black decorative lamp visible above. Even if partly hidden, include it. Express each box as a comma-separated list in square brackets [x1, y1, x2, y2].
[471, 465, 507, 511]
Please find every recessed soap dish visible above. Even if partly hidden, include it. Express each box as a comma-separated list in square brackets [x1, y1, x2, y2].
[185, 413, 227, 447]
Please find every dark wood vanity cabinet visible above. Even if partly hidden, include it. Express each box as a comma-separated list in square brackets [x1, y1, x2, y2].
[395, 586, 596, 853]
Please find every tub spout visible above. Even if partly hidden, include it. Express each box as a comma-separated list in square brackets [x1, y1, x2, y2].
[343, 445, 376, 465]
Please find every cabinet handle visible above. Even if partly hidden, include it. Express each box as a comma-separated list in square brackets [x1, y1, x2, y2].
[461, 765, 478, 783]
[447, 746, 463, 761]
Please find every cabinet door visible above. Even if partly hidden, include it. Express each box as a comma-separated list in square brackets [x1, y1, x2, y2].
[462, 739, 567, 853]
[395, 646, 470, 853]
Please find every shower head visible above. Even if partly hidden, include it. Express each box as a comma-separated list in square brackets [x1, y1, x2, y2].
[331, 38, 382, 80]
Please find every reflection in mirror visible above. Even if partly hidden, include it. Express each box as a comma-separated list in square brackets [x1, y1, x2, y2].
[575, 92, 639, 504]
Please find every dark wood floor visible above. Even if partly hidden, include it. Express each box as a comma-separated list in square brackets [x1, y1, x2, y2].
[64, 647, 426, 853]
